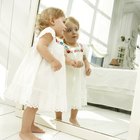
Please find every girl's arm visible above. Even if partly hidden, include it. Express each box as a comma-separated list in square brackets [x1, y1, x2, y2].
[37, 33, 56, 62]
[83, 55, 91, 76]
[37, 33, 62, 71]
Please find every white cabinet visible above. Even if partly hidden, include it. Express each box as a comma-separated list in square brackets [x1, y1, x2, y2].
[0, 0, 14, 66]
[0, 0, 15, 104]
[0, 0, 39, 105]
[7, 0, 39, 85]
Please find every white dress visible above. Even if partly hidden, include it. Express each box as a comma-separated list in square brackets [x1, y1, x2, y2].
[65, 43, 87, 109]
[5, 27, 67, 112]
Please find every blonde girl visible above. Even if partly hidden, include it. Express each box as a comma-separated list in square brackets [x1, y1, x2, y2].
[56, 17, 91, 126]
[5, 7, 67, 140]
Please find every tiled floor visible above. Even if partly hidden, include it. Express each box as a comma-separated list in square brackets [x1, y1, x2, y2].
[0, 103, 130, 140]
[0, 103, 83, 140]
[77, 106, 130, 138]
[39, 105, 130, 140]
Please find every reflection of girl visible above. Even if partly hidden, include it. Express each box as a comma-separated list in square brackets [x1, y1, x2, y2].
[56, 17, 91, 126]
[5, 7, 67, 140]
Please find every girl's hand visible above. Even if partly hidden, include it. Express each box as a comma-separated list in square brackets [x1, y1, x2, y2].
[51, 59, 62, 71]
[70, 60, 83, 68]
[76, 61, 84, 68]
[85, 67, 91, 76]
[68, 60, 77, 67]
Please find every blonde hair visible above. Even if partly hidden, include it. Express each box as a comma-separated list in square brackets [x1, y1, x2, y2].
[36, 7, 65, 34]
[65, 17, 79, 29]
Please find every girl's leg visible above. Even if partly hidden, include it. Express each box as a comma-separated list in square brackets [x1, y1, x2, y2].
[69, 109, 80, 126]
[19, 107, 41, 140]
[55, 111, 62, 121]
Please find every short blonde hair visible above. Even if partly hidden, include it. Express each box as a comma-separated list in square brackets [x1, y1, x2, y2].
[36, 7, 65, 34]
[65, 17, 79, 29]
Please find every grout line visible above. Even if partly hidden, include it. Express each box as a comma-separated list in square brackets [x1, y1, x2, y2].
[0, 103, 15, 108]
[2, 132, 19, 140]
[53, 131, 60, 137]
[0, 111, 15, 116]
[53, 131, 86, 140]
[114, 131, 128, 136]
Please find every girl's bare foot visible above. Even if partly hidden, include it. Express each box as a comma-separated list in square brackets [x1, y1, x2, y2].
[19, 132, 41, 140]
[69, 118, 80, 127]
[31, 125, 45, 133]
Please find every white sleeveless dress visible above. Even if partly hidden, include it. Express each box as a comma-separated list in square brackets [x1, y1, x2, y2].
[5, 27, 67, 112]
[65, 43, 87, 109]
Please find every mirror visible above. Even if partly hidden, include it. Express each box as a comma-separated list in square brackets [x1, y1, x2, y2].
[0, 0, 140, 139]
[32, 0, 140, 140]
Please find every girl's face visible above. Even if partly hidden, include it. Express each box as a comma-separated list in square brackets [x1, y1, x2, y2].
[53, 17, 66, 38]
[63, 21, 79, 45]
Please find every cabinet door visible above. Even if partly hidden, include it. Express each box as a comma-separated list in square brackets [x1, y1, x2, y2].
[0, 0, 14, 66]
[0, 0, 14, 104]
[7, 0, 39, 86]
[0, 0, 39, 105]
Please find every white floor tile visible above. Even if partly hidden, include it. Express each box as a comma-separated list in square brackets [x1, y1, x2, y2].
[4, 129, 59, 140]
[52, 132, 84, 140]
[4, 131, 83, 140]
[0, 113, 21, 139]
[0, 104, 15, 115]
[85, 106, 129, 132]
[77, 109, 129, 136]
[34, 127, 59, 140]
[3, 134, 20, 140]
[115, 132, 128, 140]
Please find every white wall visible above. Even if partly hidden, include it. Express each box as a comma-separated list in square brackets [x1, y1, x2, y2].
[103, 0, 125, 67]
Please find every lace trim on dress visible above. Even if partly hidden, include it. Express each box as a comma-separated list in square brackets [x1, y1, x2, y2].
[56, 39, 84, 54]
[5, 83, 67, 112]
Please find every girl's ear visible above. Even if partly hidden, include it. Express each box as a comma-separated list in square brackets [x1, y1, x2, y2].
[50, 18, 55, 26]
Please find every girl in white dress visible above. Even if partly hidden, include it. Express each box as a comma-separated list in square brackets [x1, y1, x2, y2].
[56, 17, 91, 126]
[5, 7, 67, 140]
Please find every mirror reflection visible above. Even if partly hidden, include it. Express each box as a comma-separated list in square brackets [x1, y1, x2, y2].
[35, 0, 140, 139]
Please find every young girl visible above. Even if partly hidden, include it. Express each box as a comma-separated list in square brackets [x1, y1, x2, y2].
[56, 17, 91, 126]
[5, 7, 67, 140]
